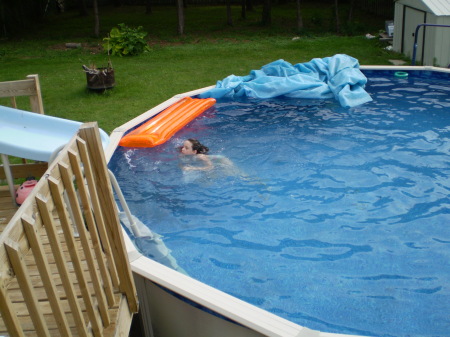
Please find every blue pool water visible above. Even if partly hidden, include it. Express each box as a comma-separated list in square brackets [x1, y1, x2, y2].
[110, 70, 450, 336]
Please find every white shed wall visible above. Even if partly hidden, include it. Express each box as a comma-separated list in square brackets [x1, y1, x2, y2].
[434, 16, 450, 67]
[393, 0, 450, 67]
[393, 2, 404, 52]
[423, 16, 438, 65]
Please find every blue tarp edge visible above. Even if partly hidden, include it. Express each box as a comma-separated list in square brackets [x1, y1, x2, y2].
[199, 54, 372, 108]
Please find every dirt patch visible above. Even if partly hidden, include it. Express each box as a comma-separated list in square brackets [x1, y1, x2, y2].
[147, 40, 184, 47]
[146, 37, 252, 47]
[49, 43, 103, 54]
[50, 37, 250, 52]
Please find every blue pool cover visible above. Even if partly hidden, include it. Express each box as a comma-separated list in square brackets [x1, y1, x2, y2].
[199, 54, 372, 108]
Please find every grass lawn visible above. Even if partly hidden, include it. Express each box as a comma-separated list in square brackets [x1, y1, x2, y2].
[0, 3, 407, 133]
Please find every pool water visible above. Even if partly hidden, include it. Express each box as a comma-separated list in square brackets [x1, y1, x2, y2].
[110, 70, 450, 336]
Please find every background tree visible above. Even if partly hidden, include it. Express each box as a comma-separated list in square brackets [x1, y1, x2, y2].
[296, 0, 303, 31]
[241, 0, 246, 19]
[78, 0, 88, 16]
[226, 0, 233, 26]
[56, 0, 64, 12]
[93, 0, 100, 37]
[261, 0, 271, 26]
[241, 0, 253, 19]
[177, 0, 184, 34]
[334, 0, 340, 33]
[246, 0, 253, 12]
[347, 0, 355, 23]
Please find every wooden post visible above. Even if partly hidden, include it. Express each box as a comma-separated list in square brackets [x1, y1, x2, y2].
[0, 276, 26, 337]
[78, 123, 138, 313]
[48, 177, 103, 336]
[22, 214, 72, 336]
[58, 162, 111, 327]
[36, 195, 90, 337]
[68, 148, 116, 306]
[4, 239, 51, 337]
[26, 75, 45, 114]
[74, 141, 120, 290]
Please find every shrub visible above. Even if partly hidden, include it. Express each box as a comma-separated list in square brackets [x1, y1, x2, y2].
[103, 23, 151, 57]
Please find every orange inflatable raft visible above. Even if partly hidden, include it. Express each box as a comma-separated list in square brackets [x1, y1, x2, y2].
[119, 97, 216, 148]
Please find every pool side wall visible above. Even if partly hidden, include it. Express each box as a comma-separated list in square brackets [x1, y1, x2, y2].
[106, 66, 450, 337]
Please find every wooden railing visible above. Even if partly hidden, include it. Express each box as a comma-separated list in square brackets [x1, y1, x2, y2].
[0, 74, 47, 193]
[0, 74, 44, 114]
[0, 123, 138, 336]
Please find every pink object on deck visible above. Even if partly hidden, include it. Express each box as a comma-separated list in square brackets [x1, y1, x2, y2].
[15, 179, 38, 205]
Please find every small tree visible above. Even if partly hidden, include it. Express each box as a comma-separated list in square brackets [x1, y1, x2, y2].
[246, 0, 253, 11]
[177, 0, 184, 35]
[261, 0, 271, 26]
[296, 0, 303, 31]
[347, 0, 355, 23]
[226, 0, 233, 26]
[241, 0, 246, 19]
[334, 0, 340, 33]
[93, 0, 100, 37]
[78, 0, 88, 16]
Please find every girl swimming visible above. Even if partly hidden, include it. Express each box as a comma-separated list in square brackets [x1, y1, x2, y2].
[180, 139, 213, 171]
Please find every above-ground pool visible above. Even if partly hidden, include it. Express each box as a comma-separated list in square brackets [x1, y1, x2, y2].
[110, 69, 450, 336]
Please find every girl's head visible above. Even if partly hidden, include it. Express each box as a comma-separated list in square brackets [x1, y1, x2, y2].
[181, 139, 209, 155]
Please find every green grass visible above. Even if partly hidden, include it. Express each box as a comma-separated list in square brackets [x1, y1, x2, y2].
[0, 4, 407, 134]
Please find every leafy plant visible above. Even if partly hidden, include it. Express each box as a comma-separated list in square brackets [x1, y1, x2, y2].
[103, 23, 150, 57]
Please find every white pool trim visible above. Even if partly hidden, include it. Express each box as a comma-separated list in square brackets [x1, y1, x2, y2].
[106, 65, 449, 337]
[360, 65, 450, 73]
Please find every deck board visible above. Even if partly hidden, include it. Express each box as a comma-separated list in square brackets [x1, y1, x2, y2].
[0, 185, 132, 337]
[0, 185, 19, 232]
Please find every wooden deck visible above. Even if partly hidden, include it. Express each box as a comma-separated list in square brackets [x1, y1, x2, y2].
[0, 185, 17, 232]
[0, 124, 138, 337]
[0, 187, 126, 336]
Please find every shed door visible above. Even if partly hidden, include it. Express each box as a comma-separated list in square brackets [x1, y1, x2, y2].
[402, 6, 427, 62]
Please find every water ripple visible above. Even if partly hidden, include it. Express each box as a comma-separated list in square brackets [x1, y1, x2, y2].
[167, 228, 372, 263]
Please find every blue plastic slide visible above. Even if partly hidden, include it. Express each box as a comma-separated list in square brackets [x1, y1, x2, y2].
[199, 54, 372, 108]
[0, 105, 109, 162]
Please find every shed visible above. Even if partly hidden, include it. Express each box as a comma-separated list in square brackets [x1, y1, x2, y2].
[393, 0, 450, 67]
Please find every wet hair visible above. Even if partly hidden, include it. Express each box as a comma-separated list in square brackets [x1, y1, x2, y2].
[188, 138, 209, 154]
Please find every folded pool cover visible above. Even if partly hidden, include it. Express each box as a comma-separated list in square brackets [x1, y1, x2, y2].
[199, 54, 372, 108]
